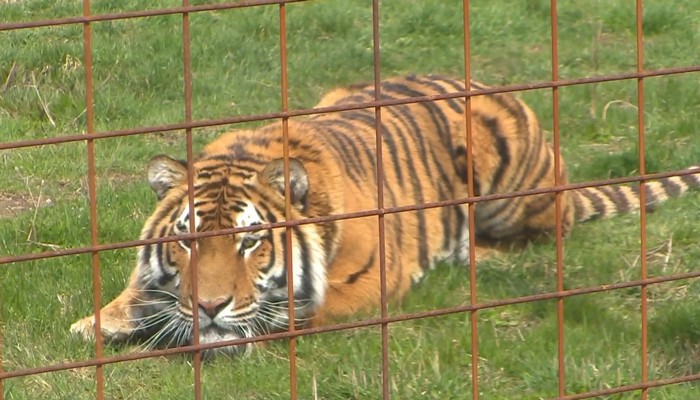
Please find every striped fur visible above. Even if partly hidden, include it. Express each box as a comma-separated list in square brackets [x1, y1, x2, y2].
[70, 75, 700, 357]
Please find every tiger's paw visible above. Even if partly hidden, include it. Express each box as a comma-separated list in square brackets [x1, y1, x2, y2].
[70, 315, 134, 343]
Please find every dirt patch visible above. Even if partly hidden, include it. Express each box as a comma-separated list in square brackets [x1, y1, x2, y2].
[0, 191, 52, 219]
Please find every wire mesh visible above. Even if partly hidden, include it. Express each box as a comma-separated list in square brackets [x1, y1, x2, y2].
[1, 0, 699, 399]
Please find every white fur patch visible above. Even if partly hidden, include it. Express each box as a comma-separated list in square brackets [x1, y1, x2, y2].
[236, 202, 264, 257]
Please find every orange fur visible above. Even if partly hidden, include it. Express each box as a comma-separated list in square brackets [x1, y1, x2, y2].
[71, 75, 699, 355]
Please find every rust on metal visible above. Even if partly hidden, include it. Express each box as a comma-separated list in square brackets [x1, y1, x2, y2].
[549, 1, 567, 397]
[180, 0, 204, 397]
[370, 1, 390, 398]
[636, 1, 649, 399]
[2, 167, 697, 268]
[277, 3, 298, 398]
[0, 0, 311, 32]
[462, 1, 480, 398]
[3, 65, 700, 152]
[3, 270, 700, 382]
[82, 0, 105, 398]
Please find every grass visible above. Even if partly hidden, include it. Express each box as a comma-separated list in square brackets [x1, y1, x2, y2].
[1, 0, 700, 398]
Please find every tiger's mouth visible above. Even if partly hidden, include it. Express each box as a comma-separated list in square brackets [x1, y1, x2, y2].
[132, 288, 313, 358]
[132, 303, 254, 357]
[197, 324, 253, 358]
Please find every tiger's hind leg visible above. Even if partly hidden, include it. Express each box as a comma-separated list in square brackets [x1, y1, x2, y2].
[70, 270, 140, 343]
[521, 191, 576, 239]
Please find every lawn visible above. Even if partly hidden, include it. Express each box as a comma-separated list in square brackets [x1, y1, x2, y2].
[1, 0, 700, 399]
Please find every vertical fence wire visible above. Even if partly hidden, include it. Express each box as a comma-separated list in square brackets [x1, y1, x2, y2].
[181, 1, 203, 398]
[370, 1, 391, 398]
[635, 1, 649, 399]
[82, 1, 105, 399]
[461, 1, 480, 399]
[550, 0, 566, 398]
[277, 3, 298, 399]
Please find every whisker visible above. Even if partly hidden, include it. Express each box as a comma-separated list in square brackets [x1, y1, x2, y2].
[131, 298, 176, 307]
[139, 288, 179, 299]
[123, 304, 177, 325]
[258, 306, 315, 323]
[134, 310, 177, 330]
[141, 314, 181, 351]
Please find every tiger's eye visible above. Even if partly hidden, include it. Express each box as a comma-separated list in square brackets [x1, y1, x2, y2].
[240, 236, 258, 250]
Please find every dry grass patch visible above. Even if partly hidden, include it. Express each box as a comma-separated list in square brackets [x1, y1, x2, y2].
[0, 190, 47, 219]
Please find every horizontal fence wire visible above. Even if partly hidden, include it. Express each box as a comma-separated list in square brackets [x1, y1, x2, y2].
[1, 0, 699, 399]
[0, 0, 310, 32]
[2, 65, 700, 152]
[1, 168, 697, 267]
[3, 268, 700, 381]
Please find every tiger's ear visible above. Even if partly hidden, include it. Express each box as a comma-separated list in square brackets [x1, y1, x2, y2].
[259, 158, 309, 208]
[147, 155, 188, 200]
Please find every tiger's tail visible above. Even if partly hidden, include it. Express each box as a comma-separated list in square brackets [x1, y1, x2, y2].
[573, 166, 700, 222]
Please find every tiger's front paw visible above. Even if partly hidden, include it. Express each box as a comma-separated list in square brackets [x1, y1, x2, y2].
[70, 314, 134, 343]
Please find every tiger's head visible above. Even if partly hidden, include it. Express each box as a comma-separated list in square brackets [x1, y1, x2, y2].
[132, 152, 328, 357]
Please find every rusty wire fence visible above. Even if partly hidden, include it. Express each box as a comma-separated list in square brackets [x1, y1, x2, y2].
[1, 0, 700, 399]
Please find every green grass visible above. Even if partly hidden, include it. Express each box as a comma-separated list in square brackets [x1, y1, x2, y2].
[2, 0, 700, 398]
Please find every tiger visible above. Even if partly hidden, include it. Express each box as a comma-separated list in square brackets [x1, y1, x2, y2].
[70, 75, 700, 358]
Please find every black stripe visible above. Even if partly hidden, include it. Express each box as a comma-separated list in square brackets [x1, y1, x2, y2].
[495, 98, 534, 192]
[251, 134, 271, 147]
[579, 188, 607, 219]
[382, 82, 455, 158]
[573, 191, 587, 221]
[477, 197, 525, 238]
[271, 136, 323, 163]
[345, 110, 405, 185]
[525, 193, 556, 219]
[441, 204, 452, 251]
[405, 75, 465, 115]
[454, 205, 466, 250]
[293, 225, 314, 302]
[270, 231, 288, 289]
[597, 185, 629, 214]
[355, 103, 429, 269]
[385, 118, 422, 188]
[140, 243, 152, 269]
[429, 75, 468, 94]
[260, 234, 276, 274]
[471, 107, 536, 225]
[382, 103, 433, 180]
[383, 100, 457, 200]
[526, 147, 552, 190]
[169, 207, 181, 223]
[630, 183, 659, 210]
[228, 171, 254, 179]
[510, 152, 555, 219]
[156, 226, 175, 286]
[482, 115, 511, 191]
[322, 125, 368, 186]
[319, 119, 378, 175]
[232, 164, 259, 174]
[660, 177, 683, 197]
[680, 171, 700, 188]
[344, 252, 375, 284]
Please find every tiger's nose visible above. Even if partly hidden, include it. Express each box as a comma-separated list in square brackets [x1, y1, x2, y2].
[197, 297, 232, 319]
